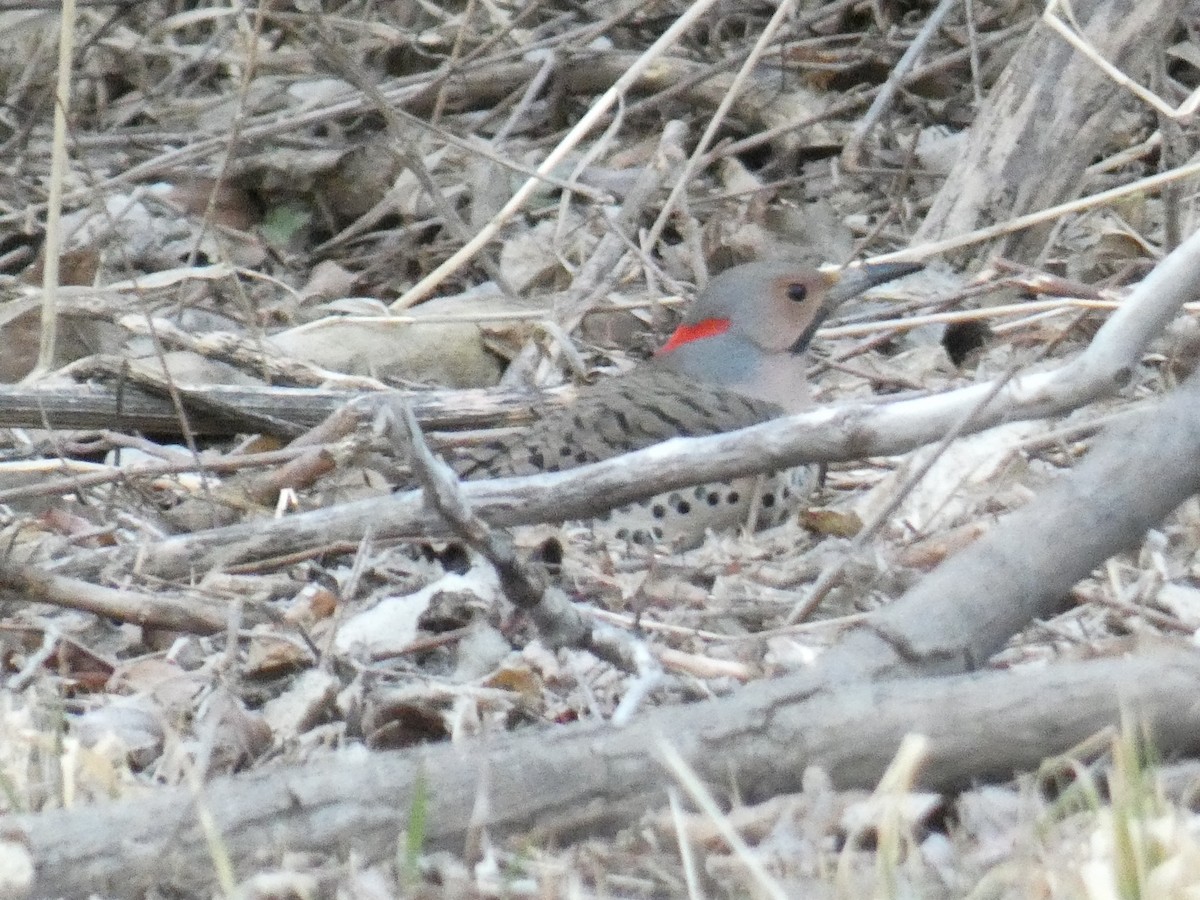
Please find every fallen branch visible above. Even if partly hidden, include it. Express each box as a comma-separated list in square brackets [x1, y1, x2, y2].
[0, 380, 543, 435]
[19, 339, 1200, 895]
[12, 648, 1200, 898]
[915, 0, 1184, 261]
[59, 224, 1200, 578]
[0, 565, 255, 635]
[394, 404, 589, 649]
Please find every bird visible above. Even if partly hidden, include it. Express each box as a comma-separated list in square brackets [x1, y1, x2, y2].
[448, 258, 922, 546]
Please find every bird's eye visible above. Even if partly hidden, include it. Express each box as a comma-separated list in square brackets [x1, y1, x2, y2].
[786, 283, 808, 302]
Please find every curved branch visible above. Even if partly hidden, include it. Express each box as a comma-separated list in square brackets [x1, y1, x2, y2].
[59, 228, 1200, 579]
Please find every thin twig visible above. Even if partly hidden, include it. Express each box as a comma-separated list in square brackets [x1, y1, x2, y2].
[390, 402, 589, 648]
[842, 0, 957, 171]
[643, 0, 800, 252]
[390, 0, 724, 310]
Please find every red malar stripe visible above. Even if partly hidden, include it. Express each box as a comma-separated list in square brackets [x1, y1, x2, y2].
[657, 317, 731, 354]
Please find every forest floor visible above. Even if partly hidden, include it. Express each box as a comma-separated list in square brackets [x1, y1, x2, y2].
[1, 0, 1200, 897]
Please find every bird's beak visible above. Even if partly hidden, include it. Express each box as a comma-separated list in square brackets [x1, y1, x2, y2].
[824, 260, 924, 305]
[789, 260, 923, 354]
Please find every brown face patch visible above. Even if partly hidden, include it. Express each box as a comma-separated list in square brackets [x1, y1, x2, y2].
[752, 272, 833, 353]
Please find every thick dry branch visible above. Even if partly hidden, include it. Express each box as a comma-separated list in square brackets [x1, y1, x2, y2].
[23, 316, 1200, 896]
[916, 0, 1185, 261]
[0, 565, 241, 634]
[827, 360, 1200, 677]
[0, 382, 541, 434]
[61, 226, 1200, 579]
[12, 648, 1200, 898]
[18, 207, 1197, 443]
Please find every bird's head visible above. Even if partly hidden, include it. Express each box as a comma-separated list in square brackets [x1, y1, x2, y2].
[658, 259, 922, 359]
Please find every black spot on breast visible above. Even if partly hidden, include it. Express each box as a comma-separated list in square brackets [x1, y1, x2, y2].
[535, 538, 563, 567]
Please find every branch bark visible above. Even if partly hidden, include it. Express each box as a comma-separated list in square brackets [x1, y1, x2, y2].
[17, 350, 1200, 896]
[11, 649, 1200, 898]
[58, 226, 1200, 579]
[916, 0, 1185, 262]
[0, 381, 543, 435]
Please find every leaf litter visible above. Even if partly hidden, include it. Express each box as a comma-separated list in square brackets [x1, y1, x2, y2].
[0, 0, 1198, 896]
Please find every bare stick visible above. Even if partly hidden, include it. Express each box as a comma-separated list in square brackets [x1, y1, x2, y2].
[13, 649, 1200, 897]
[392, 403, 589, 648]
[643, 0, 800, 251]
[0, 564, 245, 634]
[70, 226, 1200, 579]
[842, 0, 957, 171]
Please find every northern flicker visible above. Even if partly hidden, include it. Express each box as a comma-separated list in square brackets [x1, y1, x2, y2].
[450, 259, 921, 546]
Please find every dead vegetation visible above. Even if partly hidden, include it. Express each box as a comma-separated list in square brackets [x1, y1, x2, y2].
[3, 0, 1200, 896]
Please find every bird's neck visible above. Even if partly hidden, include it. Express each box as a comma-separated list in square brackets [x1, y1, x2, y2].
[655, 332, 812, 413]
